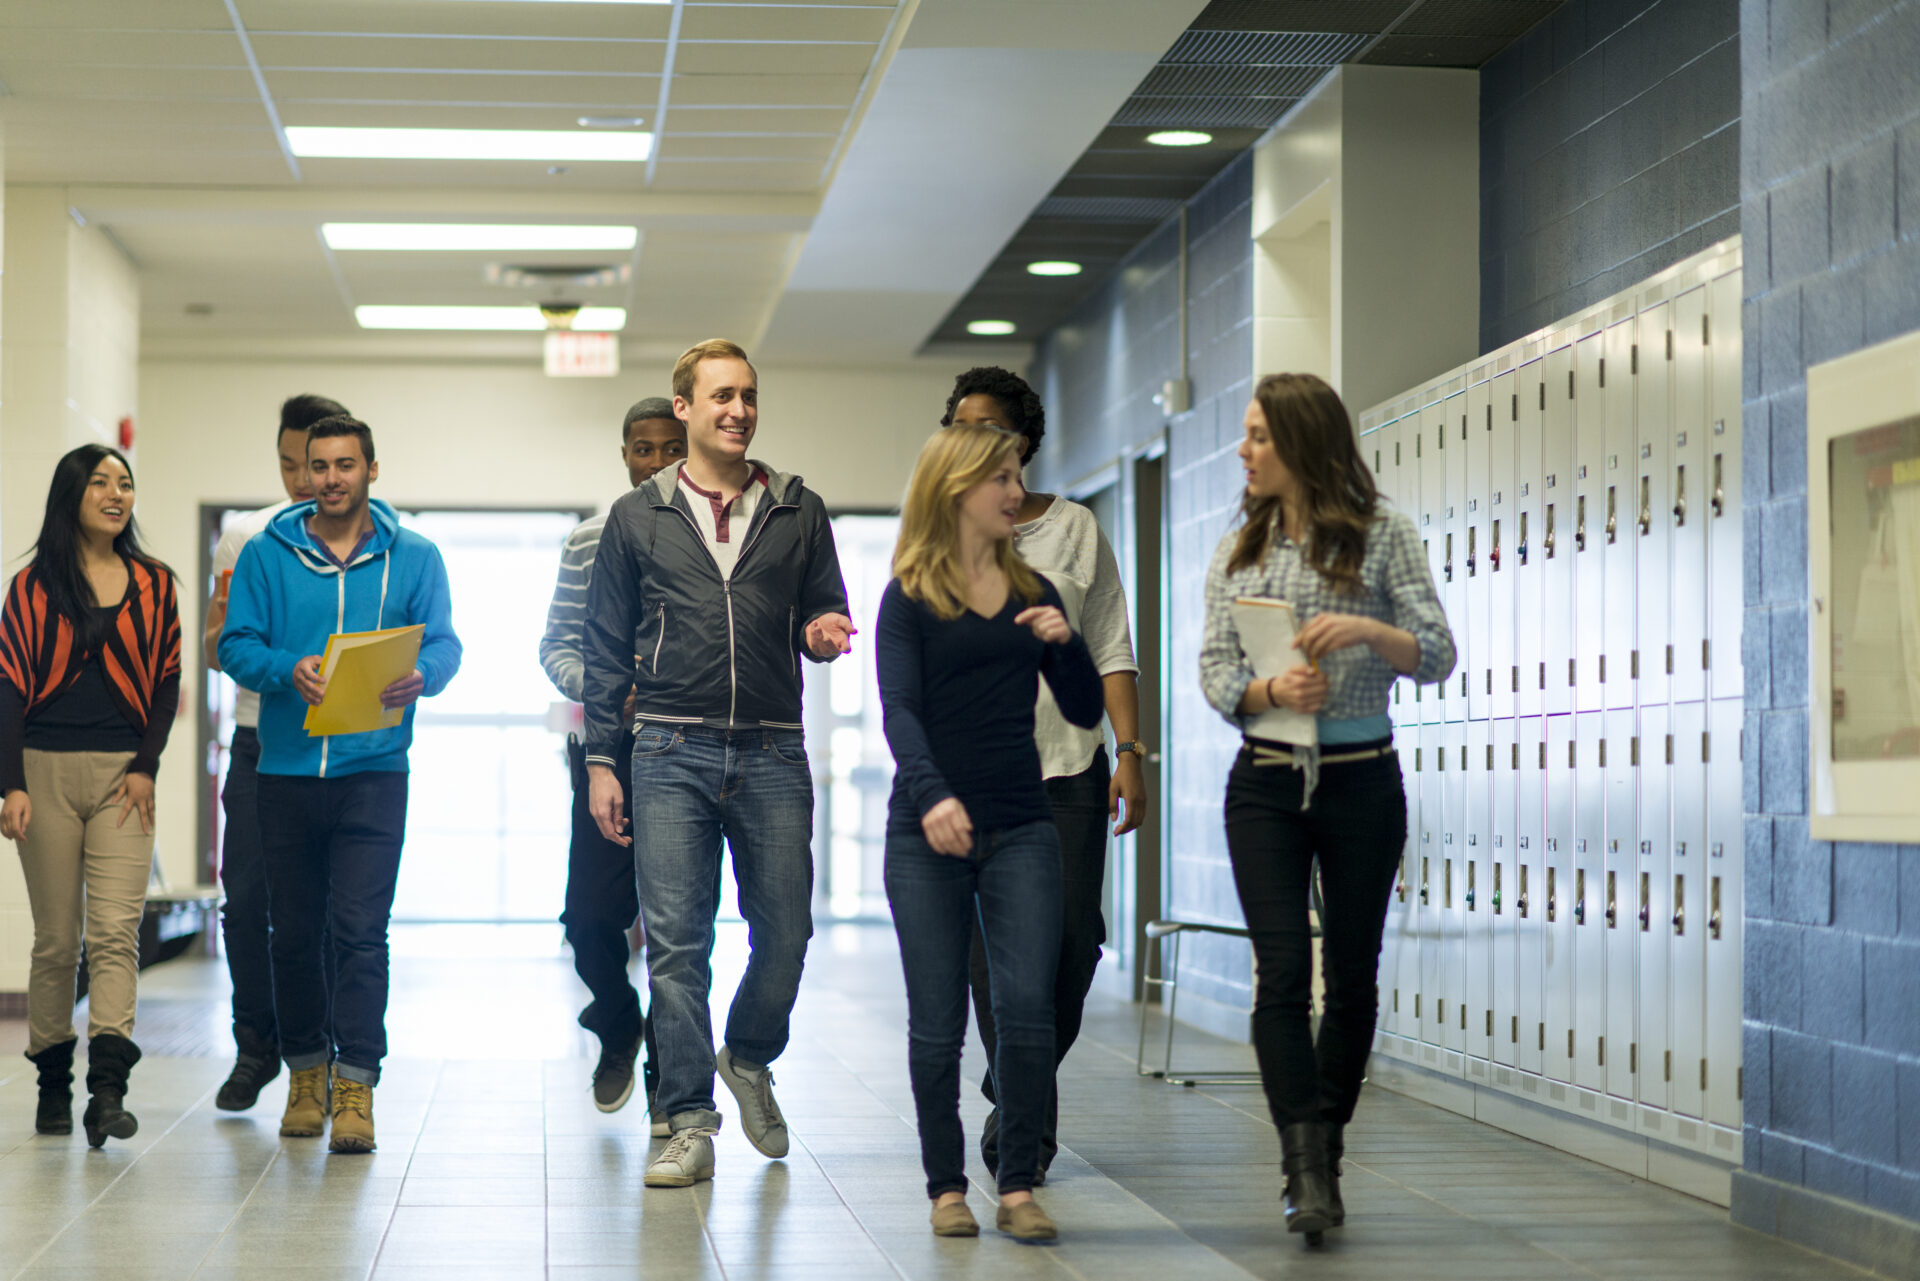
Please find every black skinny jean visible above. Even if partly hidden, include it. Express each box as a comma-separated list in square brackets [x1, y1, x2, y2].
[1223, 739, 1405, 1133]
[564, 733, 655, 1090]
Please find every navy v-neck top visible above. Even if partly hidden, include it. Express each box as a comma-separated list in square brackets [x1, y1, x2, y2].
[875, 575, 1103, 834]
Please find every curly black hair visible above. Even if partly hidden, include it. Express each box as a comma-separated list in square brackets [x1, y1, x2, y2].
[940, 366, 1045, 465]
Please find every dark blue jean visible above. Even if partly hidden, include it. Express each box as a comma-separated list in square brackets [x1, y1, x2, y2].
[630, 723, 815, 1129]
[219, 727, 278, 1045]
[256, 770, 408, 1087]
[886, 818, 1061, 1198]
[565, 733, 653, 1091]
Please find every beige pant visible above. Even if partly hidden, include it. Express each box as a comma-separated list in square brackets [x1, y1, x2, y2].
[14, 749, 152, 1053]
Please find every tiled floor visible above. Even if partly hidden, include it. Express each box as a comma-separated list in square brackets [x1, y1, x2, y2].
[0, 923, 1869, 1280]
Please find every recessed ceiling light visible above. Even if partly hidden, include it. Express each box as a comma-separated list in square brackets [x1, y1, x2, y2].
[286, 127, 651, 162]
[967, 320, 1017, 337]
[577, 116, 647, 129]
[1026, 261, 1083, 277]
[1146, 130, 1213, 147]
[323, 223, 638, 252]
[354, 305, 627, 331]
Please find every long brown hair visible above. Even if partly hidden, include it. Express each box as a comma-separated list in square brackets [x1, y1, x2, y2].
[1227, 373, 1379, 592]
[892, 424, 1045, 621]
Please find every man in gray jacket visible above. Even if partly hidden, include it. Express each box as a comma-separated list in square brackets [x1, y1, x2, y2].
[581, 339, 853, 1189]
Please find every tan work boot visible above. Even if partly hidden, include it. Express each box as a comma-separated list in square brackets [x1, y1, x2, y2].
[329, 1076, 376, 1153]
[279, 1064, 330, 1137]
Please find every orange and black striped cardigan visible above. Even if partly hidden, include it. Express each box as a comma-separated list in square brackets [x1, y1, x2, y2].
[0, 558, 183, 794]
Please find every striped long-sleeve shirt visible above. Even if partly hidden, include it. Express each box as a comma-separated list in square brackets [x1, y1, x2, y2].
[539, 515, 606, 703]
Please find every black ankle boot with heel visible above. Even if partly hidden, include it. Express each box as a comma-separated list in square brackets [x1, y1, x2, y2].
[1325, 1122, 1347, 1227]
[27, 1040, 77, 1136]
[1279, 1121, 1336, 1243]
[82, 1034, 142, 1149]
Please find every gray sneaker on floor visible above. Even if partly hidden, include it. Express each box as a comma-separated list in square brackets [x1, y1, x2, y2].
[715, 1045, 789, 1158]
[648, 1091, 669, 1138]
[644, 1126, 718, 1187]
[590, 1037, 640, 1114]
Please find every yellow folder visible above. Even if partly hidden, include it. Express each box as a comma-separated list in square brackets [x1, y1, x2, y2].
[302, 624, 426, 737]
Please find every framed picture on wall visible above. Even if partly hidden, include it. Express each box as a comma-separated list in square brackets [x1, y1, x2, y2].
[1808, 327, 1920, 841]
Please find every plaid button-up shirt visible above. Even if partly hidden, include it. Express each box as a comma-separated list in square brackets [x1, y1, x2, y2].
[1200, 508, 1456, 734]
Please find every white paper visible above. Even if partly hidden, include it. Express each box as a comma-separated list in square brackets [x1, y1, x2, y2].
[1232, 597, 1318, 746]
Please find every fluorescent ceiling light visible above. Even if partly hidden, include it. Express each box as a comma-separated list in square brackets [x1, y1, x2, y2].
[287, 127, 651, 162]
[967, 320, 1016, 337]
[1026, 261, 1082, 277]
[323, 223, 638, 252]
[355, 306, 627, 331]
[1146, 130, 1213, 147]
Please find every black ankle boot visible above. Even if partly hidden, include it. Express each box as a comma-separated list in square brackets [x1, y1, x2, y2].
[83, 1034, 142, 1149]
[27, 1040, 77, 1136]
[1325, 1122, 1346, 1226]
[1279, 1121, 1335, 1239]
[216, 1026, 281, 1111]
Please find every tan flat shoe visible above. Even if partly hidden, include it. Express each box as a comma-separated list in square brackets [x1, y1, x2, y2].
[996, 1200, 1057, 1241]
[931, 1200, 979, 1237]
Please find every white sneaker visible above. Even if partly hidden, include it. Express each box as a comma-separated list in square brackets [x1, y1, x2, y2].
[715, 1046, 789, 1158]
[644, 1126, 717, 1187]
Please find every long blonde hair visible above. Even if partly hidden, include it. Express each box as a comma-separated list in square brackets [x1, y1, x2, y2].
[893, 424, 1044, 621]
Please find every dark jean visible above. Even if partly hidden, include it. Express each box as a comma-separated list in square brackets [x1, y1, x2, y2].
[887, 818, 1061, 1198]
[630, 723, 814, 1129]
[1223, 740, 1406, 1133]
[968, 747, 1110, 1151]
[565, 734, 655, 1093]
[219, 727, 278, 1045]
[256, 770, 409, 1087]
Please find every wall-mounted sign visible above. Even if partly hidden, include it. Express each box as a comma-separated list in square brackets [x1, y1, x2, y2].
[1808, 326, 1920, 840]
[544, 330, 619, 378]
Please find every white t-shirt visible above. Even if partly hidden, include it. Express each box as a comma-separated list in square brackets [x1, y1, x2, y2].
[212, 499, 293, 729]
[1016, 496, 1138, 779]
[676, 465, 767, 581]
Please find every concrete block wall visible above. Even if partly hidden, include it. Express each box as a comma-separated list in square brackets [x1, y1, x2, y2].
[1032, 154, 1256, 1019]
[1736, 0, 1920, 1235]
[1480, 0, 1742, 351]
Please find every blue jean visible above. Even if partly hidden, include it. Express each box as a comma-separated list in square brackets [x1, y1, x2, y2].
[886, 819, 1061, 1198]
[255, 771, 408, 1087]
[630, 723, 815, 1129]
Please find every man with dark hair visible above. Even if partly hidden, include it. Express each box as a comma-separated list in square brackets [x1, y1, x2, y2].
[204, 393, 347, 1111]
[582, 339, 854, 1188]
[539, 397, 686, 1122]
[220, 416, 462, 1152]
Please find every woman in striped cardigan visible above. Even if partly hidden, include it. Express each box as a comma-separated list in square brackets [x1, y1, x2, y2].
[0, 444, 182, 1147]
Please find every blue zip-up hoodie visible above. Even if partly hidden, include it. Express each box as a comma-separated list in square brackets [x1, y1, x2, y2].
[219, 498, 461, 778]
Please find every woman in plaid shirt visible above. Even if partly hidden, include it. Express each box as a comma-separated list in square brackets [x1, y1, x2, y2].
[1199, 373, 1454, 1243]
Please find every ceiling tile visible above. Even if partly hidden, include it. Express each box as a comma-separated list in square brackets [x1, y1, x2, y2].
[0, 0, 229, 29]
[679, 5, 894, 43]
[666, 73, 863, 108]
[672, 41, 877, 77]
[286, 158, 655, 189]
[667, 105, 849, 132]
[0, 29, 245, 66]
[0, 64, 261, 99]
[657, 133, 837, 162]
[237, 0, 673, 41]
[6, 145, 293, 186]
[267, 69, 659, 107]
[248, 33, 667, 76]
[647, 160, 824, 191]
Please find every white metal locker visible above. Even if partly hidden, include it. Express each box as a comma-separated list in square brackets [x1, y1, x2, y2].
[1636, 702, 1672, 1114]
[1466, 374, 1493, 721]
[1603, 317, 1639, 710]
[1636, 301, 1673, 707]
[1384, 723, 1422, 1036]
[1544, 713, 1576, 1083]
[1707, 270, 1745, 701]
[1542, 342, 1576, 716]
[1670, 286, 1710, 704]
[1419, 400, 1447, 727]
[1667, 700, 1709, 1119]
[1515, 357, 1547, 718]
[1516, 715, 1547, 1076]
[1491, 717, 1520, 1066]
[1420, 723, 1447, 1047]
[1442, 387, 1470, 722]
[1465, 719, 1494, 1059]
[1442, 721, 1468, 1053]
[1489, 368, 1518, 720]
[1705, 699, 1744, 1128]
[1573, 330, 1608, 713]
[1573, 711, 1607, 1093]
[1603, 706, 1640, 1101]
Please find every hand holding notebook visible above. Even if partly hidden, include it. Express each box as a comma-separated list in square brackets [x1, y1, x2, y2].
[1231, 597, 1319, 746]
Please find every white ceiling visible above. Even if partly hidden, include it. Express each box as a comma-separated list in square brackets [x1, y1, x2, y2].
[0, 0, 1199, 366]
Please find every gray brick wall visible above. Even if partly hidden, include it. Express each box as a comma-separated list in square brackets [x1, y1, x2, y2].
[1741, 0, 1920, 1226]
[1032, 154, 1256, 1015]
[1480, 0, 1742, 351]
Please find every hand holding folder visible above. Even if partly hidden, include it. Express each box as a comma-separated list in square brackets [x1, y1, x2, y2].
[1231, 597, 1319, 746]
[303, 625, 426, 737]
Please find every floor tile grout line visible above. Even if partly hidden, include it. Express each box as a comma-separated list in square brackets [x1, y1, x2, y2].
[363, 1056, 447, 1281]
[184, 1141, 284, 1279]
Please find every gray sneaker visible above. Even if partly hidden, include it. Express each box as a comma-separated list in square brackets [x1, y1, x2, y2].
[644, 1126, 717, 1187]
[715, 1046, 789, 1158]
[648, 1091, 669, 1138]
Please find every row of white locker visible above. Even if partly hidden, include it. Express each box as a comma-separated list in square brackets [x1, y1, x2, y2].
[1374, 703, 1744, 1132]
[1360, 265, 1746, 723]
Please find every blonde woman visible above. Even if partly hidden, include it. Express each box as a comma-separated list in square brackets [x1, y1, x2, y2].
[876, 424, 1103, 1241]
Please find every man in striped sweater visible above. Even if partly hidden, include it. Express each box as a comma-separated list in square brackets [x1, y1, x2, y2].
[539, 397, 687, 1119]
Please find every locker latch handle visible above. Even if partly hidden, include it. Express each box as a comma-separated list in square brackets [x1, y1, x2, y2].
[1573, 898, 1585, 924]
[1639, 901, 1650, 929]
[1606, 486, 1618, 544]
[1444, 532, 1454, 583]
[1544, 504, 1556, 558]
[1575, 496, 1587, 552]
[1711, 453, 1725, 518]
[1639, 476, 1652, 535]
[1466, 526, 1476, 577]
[1518, 511, 1529, 565]
[1606, 900, 1618, 928]
[1710, 876, 1723, 939]
[1465, 887, 1476, 909]
[1673, 465, 1686, 526]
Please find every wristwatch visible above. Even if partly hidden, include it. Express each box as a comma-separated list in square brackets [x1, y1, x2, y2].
[1115, 740, 1147, 761]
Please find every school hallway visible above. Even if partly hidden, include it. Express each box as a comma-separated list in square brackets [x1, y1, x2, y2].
[0, 922, 1865, 1281]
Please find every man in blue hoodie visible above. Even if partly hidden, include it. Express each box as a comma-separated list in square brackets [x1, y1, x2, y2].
[219, 415, 462, 1153]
